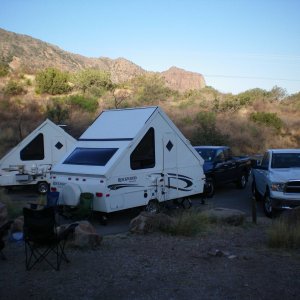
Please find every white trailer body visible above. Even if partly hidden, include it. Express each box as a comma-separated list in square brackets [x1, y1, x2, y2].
[51, 106, 205, 213]
[0, 119, 76, 193]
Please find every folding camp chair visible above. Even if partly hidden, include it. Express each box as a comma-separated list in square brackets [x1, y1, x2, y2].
[23, 206, 77, 271]
[0, 221, 13, 260]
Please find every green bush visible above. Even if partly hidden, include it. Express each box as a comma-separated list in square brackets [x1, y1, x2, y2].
[3, 80, 25, 96]
[35, 67, 71, 95]
[192, 111, 229, 145]
[46, 98, 70, 123]
[0, 63, 9, 77]
[67, 95, 98, 113]
[250, 112, 283, 131]
[132, 74, 173, 104]
[72, 69, 112, 96]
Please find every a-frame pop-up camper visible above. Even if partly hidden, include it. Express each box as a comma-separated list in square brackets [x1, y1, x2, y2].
[50, 106, 205, 213]
[0, 119, 76, 193]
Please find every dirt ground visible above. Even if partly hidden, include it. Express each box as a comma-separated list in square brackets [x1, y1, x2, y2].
[1, 218, 300, 300]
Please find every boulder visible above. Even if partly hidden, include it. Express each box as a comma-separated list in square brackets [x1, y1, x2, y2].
[129, 212, 174, 234]
[0, 202, 8, 226]
[72, 221, 102, 249]
[202, 208, 246, 226]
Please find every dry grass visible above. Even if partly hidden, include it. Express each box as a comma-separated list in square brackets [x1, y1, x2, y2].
[267, 217, 300, 249]
[163, 209, 211, 237]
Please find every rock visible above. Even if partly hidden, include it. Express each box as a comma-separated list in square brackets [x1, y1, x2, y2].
[129, 212, 174, 234]
[161, 66, 206, 92]
[72, 221, 102, 249]
[11, 216, 24, 233]
[0, 202, 8, 226]
[202, 208, 246, 226]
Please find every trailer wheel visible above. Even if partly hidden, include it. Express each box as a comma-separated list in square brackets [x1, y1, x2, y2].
[145, 200, 160, 214]
[178, 197, 192, 209]
[37, 181, 49, 194]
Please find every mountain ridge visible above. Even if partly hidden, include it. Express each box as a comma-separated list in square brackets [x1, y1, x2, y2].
[0, 27, 205, 91]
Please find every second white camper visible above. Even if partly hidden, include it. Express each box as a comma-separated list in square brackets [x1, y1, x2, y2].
[50, 106, 205, 213]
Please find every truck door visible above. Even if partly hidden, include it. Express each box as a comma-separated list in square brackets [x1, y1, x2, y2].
[161, 132, 178, 200]
[213, 149, 228, 183]
[254, 152, 270, 195]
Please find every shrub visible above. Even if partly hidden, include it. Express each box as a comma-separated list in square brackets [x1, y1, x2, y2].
[250, 112, 283, 131]
[3, 80, 25, 96]
[0, 63, 9, 77]
[46, 98, 70, 124]
[35, 68, 71, 95]
[191, 111, 229, 145]
[72, 69, 112, 96]
[67, 95, 98, 113]
[164, 210, 210, 237]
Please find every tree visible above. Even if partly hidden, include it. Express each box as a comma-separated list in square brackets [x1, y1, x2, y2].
[35, 68, 71, 95]
[72, 69, 112, 96]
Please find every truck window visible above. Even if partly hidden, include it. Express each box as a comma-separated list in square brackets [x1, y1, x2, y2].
[261, 152, 270, 169]
[271, 153, 300, 168]
[130, 127, 155, 170]
[63, 148, 118, 166]
[20, 133, 45, 161]
[214, 149, 225, 162]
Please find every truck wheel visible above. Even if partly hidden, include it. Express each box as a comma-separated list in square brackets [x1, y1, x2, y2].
[263, 191, 273, 218]
[37, 181, 49, 194]
[145, 200, 160, 214]
[205, 179, 215, 198]
[237, 173, 247, 189]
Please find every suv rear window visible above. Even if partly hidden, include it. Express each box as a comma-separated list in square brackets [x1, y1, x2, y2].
[63, 148, 118, 166]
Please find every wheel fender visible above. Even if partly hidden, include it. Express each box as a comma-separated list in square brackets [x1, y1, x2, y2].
[62, 183, 81, 206]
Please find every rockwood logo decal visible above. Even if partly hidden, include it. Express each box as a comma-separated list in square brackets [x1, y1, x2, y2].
[118, 176, 137, 183]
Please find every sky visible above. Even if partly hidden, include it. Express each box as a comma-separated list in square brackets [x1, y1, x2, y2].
[0, 0, 300, 95]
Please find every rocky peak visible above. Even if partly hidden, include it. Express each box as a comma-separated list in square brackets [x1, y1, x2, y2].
[161, 66, 206, 92]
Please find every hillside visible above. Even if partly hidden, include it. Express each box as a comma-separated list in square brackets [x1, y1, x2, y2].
[0, 28, 205, 91]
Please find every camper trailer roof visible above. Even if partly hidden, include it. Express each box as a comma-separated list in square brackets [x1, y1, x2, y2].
[80, 107, 157, 141]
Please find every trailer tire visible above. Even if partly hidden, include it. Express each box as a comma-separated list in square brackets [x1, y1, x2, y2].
[37, 181, 49, 194]
[145, 200, 160, 214]
[178, 197, 192, 209]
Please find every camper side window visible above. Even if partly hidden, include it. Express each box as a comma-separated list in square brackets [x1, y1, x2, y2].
[20, 133, 45, 161]
[130, 127, 155, 170]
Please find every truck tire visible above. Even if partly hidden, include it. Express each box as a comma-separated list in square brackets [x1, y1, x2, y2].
[205, 179, 215, 198]
[37, 181, 49, 194]
[237, 173, 247, 189]
[263, 190, 273, 218]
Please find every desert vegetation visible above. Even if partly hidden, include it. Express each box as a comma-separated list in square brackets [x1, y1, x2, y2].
[0, 67, 299, 157]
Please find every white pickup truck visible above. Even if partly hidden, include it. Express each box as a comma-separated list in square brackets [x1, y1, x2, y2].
[252, 149, 300, 217]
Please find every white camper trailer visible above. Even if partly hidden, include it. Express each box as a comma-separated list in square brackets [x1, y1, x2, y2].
[50, 106, 205, 214]
[0, 119, 76, 193]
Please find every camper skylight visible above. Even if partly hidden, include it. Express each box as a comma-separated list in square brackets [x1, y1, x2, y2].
[63, 148, 118, 166]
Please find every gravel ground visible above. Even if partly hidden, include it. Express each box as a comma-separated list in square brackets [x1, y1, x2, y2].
[1, 219, 300, 300]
